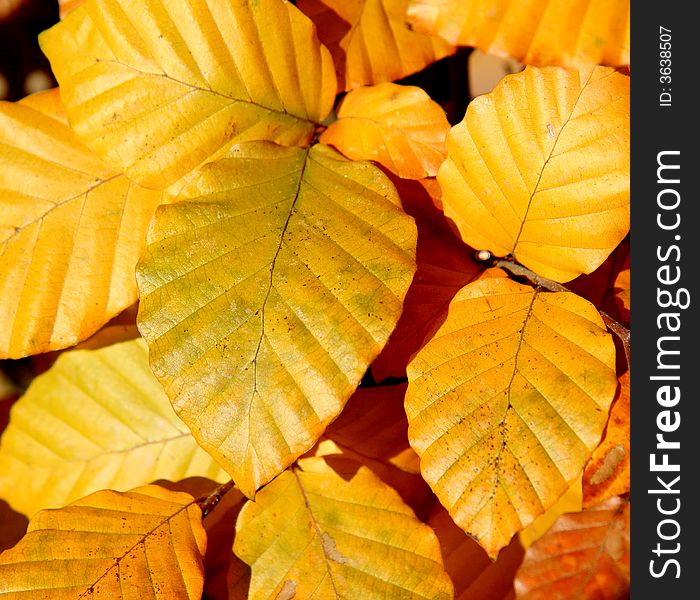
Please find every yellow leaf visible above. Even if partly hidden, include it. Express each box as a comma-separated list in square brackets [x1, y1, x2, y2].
[136, 142, 416, 498]
[298, 0, 454, 91]
[438, 65, 629, 283]
[320, 83, 451, 179]
[407, 0, 630, 68]
[0, 89, 163, 358]
[0, 338, 227, 517]
[0, 485, 206, 599]
[514, 497, 630, 599]
[39, 0, 336, 190]
[406, 277, 618, 558]
[233, 456, 453, 599]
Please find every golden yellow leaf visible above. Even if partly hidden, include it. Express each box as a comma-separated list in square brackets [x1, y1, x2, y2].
[233, 456, 453, 599]
[298, 0, 454, 91]
[0, 339, 227, 517]
[136, 142, 416, 498]
[406, 277, 618, 557]
[438, 65, 629, 283]
[0, 485, 206, 599]
[406, 0, 630, 68]
[582, 371, 630, 507]
[514, 497, 630, 599]
[429, 504, 524, 599]
[320, 83, 450, 179]
[0, 89, 162, 358]
[39, 0, 336, 190]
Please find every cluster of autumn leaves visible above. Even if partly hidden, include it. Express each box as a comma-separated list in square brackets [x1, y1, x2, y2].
[0, 0, 630, 598]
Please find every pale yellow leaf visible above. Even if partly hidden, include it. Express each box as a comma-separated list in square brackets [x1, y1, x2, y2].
[438, 65, 629, 282]
[406, 277, 618, 557]
[0, 339, 227, 517]
[0, 485, 206, 599]
[136, 142, 416, 497]
[40, 0, 336, 190]
[0, 89, 162, 358]
[233, 456, 453, 599]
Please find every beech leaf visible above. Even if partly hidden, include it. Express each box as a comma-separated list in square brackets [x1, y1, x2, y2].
[406, 0, 630, 68]
[320, 82, 451, 179]
[0, 89, 162, 358]
[233, 456, 453, 599]
[136, 142, 416, 498]
[406, 277, 618, 557]
[582, 371, 630, 507]
[514, 497, 630, 599]
[0, 339, 227, 517]
[0, 485, 207, 599]
[40, 0, 336, 190]
[298, 0, 454, 91]
[438, 65, 629, 283]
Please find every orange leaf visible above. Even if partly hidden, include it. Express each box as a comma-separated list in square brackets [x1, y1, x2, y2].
[58, 0, 82, 18]
[325, 384, 419, 473]
[430, 504, 524, 599]
[514, 497, 630, 599]
[438, 65, 630, 282]
[582, 371, 630, 507]
[321, 83, 450, 179]
[373, 178, 488, 381]
[407, 0, 630, 69]
[568, 239, 629, 327]
[298, 0, 454, 91]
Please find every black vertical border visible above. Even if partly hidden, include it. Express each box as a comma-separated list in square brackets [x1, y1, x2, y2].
[631, 3, 695, 595]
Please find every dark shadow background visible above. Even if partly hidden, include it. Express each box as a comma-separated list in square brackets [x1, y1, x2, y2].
[1, 0, 58, 101]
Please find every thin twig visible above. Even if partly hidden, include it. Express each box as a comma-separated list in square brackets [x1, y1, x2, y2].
[489, 257, 630, 366]
[197, 480, 235, 519]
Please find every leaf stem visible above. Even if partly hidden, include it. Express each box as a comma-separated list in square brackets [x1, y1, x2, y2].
[491, 257, 630, 366]
[197, 480, 235, 518]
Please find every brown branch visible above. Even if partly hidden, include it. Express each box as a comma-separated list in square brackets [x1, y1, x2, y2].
[490, 257, 630, 366]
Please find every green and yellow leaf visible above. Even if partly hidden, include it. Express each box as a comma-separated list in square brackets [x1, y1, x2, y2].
[438, 65, 629, 282]
[0, 89, 162, 358]
[40, 0, 336, 190]
[298, 0, 454, 91]
[406, 277, 618, 557]
[0, 338, 227, 517]
[233, 456, 453, 599]
[407, 0, 630, 68]
[0, 485, 206, 599]
[136, 142, 416, 497]
[320, 82, 451, 179]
